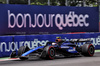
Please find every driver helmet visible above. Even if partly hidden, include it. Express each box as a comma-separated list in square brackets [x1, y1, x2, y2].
[56, 36, 61, 43]
[56, 36, 61, 39]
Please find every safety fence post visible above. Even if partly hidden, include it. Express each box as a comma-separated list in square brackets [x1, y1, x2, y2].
[6, 0, 9, 4]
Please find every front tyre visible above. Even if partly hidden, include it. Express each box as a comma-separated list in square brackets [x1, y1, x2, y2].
[41, 46, 55, 60]
[18, 46, 29, 60]
[48, 47, 55, 59]
[10, 51, 16, 58]
[82, 44, 95, 56]
[18, 46, 26, 56]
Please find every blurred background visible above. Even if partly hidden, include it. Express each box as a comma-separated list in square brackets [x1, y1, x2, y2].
[0, 0, 98, 7]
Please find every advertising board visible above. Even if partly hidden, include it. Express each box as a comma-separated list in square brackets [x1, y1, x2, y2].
[0, 4, 99, 35]
[0, 33, 100, 57]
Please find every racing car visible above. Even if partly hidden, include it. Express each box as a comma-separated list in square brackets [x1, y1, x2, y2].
[10, 38, 95, 60]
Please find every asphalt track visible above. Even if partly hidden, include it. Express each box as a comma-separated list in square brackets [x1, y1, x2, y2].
[0, 53, 100, 66]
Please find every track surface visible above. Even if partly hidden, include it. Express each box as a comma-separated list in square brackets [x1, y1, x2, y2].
[0, 53, 100, 66]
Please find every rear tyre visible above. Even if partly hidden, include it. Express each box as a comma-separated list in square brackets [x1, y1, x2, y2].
[82, 44, 95, 56]
[41, 46, 55, 60]
[18, 46, 29, 60]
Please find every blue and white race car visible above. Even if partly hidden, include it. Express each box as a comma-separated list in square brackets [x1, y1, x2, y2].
[10, 38, 95, 60]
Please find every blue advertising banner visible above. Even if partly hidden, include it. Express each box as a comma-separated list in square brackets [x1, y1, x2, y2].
[0, 36, 13, 57]
[0, 4, 99, 35]
[0, 33, 100, 57]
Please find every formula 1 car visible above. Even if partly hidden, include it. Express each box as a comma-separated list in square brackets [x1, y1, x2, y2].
[10, 38, 95, 60]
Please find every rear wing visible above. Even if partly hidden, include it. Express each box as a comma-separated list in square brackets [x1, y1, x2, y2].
[69, 39, 91, 43]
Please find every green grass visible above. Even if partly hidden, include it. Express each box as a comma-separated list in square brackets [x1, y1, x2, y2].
[0, 57, 10, 60]
[95, 50, 100, 52]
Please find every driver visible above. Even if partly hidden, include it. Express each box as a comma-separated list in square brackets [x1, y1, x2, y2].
[55, 37, 66, 46]
[55, 37, 62, 43]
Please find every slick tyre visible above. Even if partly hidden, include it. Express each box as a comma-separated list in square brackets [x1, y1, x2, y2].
[82, 44, 95, 56]
[18, 46, 26, 56]
[10, 51, 16, 58]
[41, 46, 55, 60]
[18, 46, 29, 60]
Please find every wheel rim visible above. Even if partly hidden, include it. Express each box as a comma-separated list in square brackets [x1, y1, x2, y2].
[48, 47, 55, 59]
[49, 49, 55, 57]
[88, 45, 94, 56]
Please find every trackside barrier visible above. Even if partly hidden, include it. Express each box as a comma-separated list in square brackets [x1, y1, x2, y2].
[0, 33, 100, 57]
